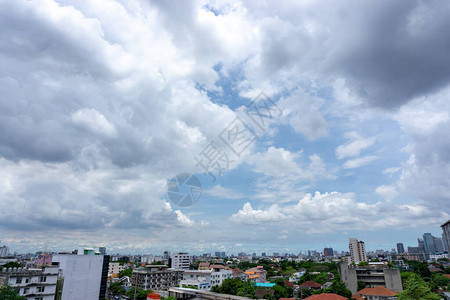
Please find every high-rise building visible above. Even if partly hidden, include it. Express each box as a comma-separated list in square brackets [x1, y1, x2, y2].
[417, 238, 425, 252]
[349, 238, 367, 264]
[214, 252, 221, 257]
[261, 252, 266, 257]
[324, 247, 334, 257]
[221, 252, 226, 258]
[423, 233, 436, 254]
[441, 219, 450, 252]
[434, 237, 444, 253]
[52, 254, 110, 300]
[396, 243, 405, 254]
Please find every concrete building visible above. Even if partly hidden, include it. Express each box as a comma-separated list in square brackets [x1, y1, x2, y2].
[131, 265, 183, 291]
[108, 262, 125, 275]
[441, 220, 450, 254]
[338, 262, 403, 295]
[434, 236, 445, 253]
[349, 238, 367, 264]
[180, 268, 232, 290]
[396, 243, 405, 254]
[170, 253, 191, 269]
[52, 254, 109, 300]
[0, 264, 59, 300]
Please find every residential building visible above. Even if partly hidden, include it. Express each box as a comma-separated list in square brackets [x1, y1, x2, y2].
[338, 262, 403, 294]
[0, 264, 59, 300]
[349, 238, 367, 264]
[170, 253, 191, 269]
[299, 280, 322, 290]
[245, 266, 267, 283]
[396, 243, 405, 254]
[198, 262, 210, 270]
[52, 254, 109, 300]
[304, 294, 347, 300]
[353, 286, 398, 300]
[108, 262, 125, 275]
[180, 268, 232, 290]
[131, 265, 183, 291]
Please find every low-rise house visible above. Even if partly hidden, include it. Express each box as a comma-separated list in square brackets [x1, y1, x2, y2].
[353, 287, 398, 300]
[300, 280, 322, 290]
[198, 262, 210, 270]
[304, 293, 347, 300]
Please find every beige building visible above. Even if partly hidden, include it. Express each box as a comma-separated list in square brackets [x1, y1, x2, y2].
[131, 265, 183, 291]
[349, 238, 367, 264]
[339, 262, 403, 295]
[108, 262, 125, 275]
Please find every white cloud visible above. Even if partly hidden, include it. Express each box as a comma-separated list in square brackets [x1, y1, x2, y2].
[343, 155, 378, 169]
[336, 133, 377, 159]
[207, 184, 243, 199]
[231, 192, 448, 232]
[375, 185, 399, 201]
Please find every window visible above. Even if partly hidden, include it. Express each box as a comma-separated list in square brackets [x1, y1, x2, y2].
[36, 286, 45, 293]
[23, 288, 29, 294]
[25, 277, 31, 283]
[15, 278, 22, 284]
[39, 276, 46, 282]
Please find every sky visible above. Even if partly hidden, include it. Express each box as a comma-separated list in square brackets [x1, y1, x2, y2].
[0, 0, 449, 255]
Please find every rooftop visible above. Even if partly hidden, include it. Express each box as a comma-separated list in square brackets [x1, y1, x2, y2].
[304, 293, 347, 300]
[355, 287, 398, 296]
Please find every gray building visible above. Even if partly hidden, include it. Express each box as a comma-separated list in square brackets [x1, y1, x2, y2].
[396, 243, 405, 254]
[338, 262, 403, 294]
[442, 220, 450, 252]
[423, 233, 437, 254]
[131, 265, 183, 291]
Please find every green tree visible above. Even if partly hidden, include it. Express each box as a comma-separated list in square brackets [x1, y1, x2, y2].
[1, 261, 21, 269]
[324, 275, 352, 299]
[118, 268, 133, 278]
[272, 285, 288, 299]
[125, 287, 153, 300]
[357, 280, 367, 291]
[0, 285, 26, 299]
[108, 282, 126, 295]
[397, 274, 440, 300]
[430, 273, 449, 291]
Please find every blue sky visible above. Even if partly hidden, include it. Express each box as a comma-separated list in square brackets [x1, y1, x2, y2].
[0, 0, 449, 255]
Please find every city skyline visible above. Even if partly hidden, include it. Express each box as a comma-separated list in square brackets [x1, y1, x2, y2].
[1, 0, 450, 254]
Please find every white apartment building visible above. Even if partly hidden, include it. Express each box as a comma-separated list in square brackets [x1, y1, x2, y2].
[349, 238, 367, 264]
[0, 265, 59, 300]
[108, 262, 125, 275]
[170, 253, 191, 269]
[180, 268, 233, 290]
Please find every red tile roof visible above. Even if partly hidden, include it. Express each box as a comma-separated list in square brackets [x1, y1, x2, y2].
[355, 287, 398, 296]
[304, 293, 347, 300]
[284, 280, 295, 287]
[300, 281, 323, 288]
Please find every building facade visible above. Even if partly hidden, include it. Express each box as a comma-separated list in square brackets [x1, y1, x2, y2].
[0, 265, 59, 300]
[170, 253, 191, 269]
[108, 262, 125, 275]
[339, 262, 403, 295]
[131, 265, 183, 291]
[396, 243, 405, 254]
[349, 238, 367, 264]
[52, 254, 109, 300]
[441, 220, 450, 254]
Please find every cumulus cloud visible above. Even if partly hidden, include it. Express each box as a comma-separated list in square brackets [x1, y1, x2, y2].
[343, 155, 378, 169]
[231, 192, 448, 232]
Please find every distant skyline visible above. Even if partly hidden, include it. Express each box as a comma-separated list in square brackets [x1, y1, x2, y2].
[1, 0, 450, 254]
